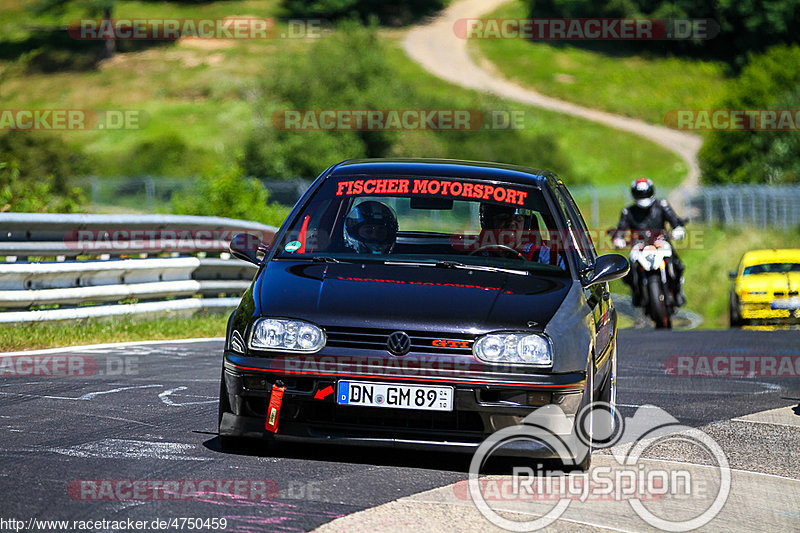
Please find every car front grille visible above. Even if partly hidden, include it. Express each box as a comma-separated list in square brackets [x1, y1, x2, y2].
[773, 291, 799, 297]
[324, 326, 474, 355]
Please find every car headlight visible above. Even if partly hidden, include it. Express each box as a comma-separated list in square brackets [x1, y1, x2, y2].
[473, 332, 552, 366]
[249, 318, 325, 353]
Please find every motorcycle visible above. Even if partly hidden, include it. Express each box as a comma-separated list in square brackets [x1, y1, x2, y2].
[617, 230, 680, 329]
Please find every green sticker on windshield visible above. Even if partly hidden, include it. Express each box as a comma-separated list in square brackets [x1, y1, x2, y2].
[284, 240, 302, 253]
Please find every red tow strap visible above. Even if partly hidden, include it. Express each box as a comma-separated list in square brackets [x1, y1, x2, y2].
[265, 381, 285, 433]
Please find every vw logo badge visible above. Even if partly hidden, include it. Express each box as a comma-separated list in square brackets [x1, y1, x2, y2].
[387, 331, 411, 356]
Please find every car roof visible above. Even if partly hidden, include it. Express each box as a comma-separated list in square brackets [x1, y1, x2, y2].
[327, 158, 557, 188]
[741, 249, 800, 265]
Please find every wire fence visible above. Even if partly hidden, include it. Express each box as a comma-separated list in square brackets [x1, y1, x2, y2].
[79, 177, 313, 212]
[687, 185, 800, 229]
[77, 177, 799, 230]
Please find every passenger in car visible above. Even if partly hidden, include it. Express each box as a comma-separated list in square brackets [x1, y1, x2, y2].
[479, 204, 566, 268]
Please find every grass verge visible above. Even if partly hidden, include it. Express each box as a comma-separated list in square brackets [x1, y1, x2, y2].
[471, 1, 729, 125]
[0, 312, 228, 351]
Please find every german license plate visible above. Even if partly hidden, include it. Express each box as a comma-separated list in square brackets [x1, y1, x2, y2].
[336, 381, 453, 411]
[772, 297, 800, 310]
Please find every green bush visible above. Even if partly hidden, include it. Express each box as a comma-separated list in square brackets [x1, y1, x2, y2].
[171, 166, 291, 227]
[0, 161, 85, 213]
[0, 131, 89, 192]
[699, 45, 800, 184]
[117, 132, 211, 177]
[0, 132, 87, 212]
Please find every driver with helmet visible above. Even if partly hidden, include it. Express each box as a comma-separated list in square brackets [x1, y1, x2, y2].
[344, 201, 398, 254]
[479, 204, 565, 268]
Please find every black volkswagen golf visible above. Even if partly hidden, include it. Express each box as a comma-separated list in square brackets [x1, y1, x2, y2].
[219, 159, 628, 467]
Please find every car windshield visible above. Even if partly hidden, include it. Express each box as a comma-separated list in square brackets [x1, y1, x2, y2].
[743, 262, 800, 275]
[273, 175, 569, 274]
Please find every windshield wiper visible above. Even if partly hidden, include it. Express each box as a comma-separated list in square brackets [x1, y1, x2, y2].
[434, 260, 463, 269]
[382, 259, 527, 275]
[435, 261, 527, 274]
[311, 256, 341, 263]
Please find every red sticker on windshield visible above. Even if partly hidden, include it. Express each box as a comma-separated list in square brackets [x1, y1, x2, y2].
[335, 178, 528, 206]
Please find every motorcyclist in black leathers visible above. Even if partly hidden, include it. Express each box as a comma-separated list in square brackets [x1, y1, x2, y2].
[613, 178, 686, 307]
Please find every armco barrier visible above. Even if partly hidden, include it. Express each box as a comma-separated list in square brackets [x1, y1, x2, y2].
[0, 213, 276, 323]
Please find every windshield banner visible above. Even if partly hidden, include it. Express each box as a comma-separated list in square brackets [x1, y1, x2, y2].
[335, 178, 529, 206]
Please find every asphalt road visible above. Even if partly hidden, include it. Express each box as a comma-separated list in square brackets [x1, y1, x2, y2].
[0, 328, 798, 532]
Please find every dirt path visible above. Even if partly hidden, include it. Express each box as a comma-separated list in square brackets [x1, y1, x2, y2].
[403, 0, 703, 197]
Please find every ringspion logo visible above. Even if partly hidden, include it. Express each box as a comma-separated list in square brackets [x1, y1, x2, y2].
[468, 404, 730, 531]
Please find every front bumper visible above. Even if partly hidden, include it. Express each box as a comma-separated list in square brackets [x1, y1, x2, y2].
[740, 301, 800, 320]
[220, 352, 586, 455]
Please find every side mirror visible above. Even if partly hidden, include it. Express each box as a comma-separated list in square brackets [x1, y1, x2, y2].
[583, 254, 629, 287]
[230, 232, 265, 265]
[728, 271, 737, 280]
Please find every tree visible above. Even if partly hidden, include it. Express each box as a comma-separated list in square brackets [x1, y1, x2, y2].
[34, 0, 116, 58]
[699, 45, 800, 184]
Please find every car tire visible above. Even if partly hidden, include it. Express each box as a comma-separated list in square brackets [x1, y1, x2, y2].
[572, 363, 594, 471]
[594, 346, 617, 446]
[729, 294, 744, 328]
[218, 368, 239, 451]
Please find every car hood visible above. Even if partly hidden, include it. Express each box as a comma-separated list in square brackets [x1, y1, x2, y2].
[253, 260, 572, 333]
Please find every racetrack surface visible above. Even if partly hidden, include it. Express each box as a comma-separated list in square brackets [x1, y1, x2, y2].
[1, 329, 797, 532]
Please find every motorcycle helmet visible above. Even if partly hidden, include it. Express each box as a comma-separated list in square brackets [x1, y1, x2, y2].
[631, 177, 655, 208]
[344, 200, 398, 254]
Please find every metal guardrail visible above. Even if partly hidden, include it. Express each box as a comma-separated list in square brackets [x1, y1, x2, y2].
[0, 214, 276, 323]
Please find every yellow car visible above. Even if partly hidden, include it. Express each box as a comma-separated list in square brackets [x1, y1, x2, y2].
[729, 249, 800, 326]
